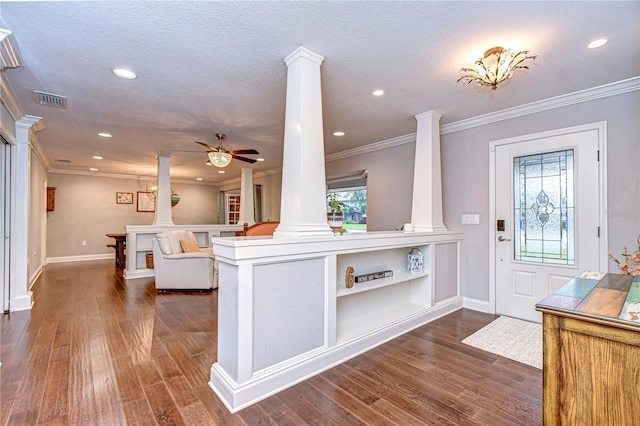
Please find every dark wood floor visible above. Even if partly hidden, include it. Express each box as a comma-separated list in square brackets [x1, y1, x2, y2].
[1, 260, 542, 425]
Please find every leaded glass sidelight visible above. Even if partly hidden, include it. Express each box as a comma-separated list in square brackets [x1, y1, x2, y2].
[513, 150, 574, 265]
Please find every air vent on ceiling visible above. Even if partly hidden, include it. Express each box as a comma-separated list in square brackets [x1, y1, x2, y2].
[55, 158, 72, 163]
[34, 90, 67, 108]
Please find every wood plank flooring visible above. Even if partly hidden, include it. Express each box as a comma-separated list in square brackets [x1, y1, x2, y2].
[1, 260, 542, 425]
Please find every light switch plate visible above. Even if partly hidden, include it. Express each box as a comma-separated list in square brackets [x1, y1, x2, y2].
[461, 214, 480, 225]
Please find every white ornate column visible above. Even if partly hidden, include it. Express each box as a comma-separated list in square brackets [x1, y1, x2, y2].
[153, 155, 173, 226]
[238, 168, 255, 226]
[11, 115, 42, 311]
[410, 111, 447, 232]
[273, 47, 333, 238]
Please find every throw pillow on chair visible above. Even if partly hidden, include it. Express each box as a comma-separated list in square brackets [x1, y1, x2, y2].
[180, 238, 200, 253]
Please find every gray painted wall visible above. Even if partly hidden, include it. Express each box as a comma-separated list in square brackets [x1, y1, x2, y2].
[219, 171, 282, 222]
[28, 150, 47, 284]
[46, 173, 219, 258]
[325, 141, 415, 232]
[442, 91, 640, 302]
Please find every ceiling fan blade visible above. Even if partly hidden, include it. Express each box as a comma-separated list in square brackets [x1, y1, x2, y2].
[230, 149, 259, 155]
[194, 140, 217, 151]
[231, 154, 257, 163]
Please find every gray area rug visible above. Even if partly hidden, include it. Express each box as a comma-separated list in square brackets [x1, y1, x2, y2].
[462, 316, 542, 369]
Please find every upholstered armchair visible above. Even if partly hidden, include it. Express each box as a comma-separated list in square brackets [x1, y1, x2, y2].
[151, 230, 217, 290]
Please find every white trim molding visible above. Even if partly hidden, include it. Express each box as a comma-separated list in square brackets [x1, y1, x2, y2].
[463, 297, 493, 313]
[46, 253, 114, 264]
[0, 28, 24, 70]
[442, 76, 639, 135]
[47, 168, 220, 186]
[219, 167, 282, 187]
[325, 133, 416, 162]
[0, 73, 23, 125]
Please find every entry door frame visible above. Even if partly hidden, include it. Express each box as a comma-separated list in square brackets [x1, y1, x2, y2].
[488, 122, 608, 314]
[1, 140, 10, 312]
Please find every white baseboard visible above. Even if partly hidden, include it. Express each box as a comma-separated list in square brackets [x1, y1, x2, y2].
[209, 297, 463, 413]
[463, 297, 493, 313]
[46, 253, 113, 264]
[124, 269, 155, 279]
[10, 292, 33, 311]
[29, 266, 43, 290]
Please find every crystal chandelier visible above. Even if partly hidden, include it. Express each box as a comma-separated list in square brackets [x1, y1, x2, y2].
[458, 47, 537, 90]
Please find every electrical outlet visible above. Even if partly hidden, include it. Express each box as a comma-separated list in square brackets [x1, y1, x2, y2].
[82, 240, 87, 246]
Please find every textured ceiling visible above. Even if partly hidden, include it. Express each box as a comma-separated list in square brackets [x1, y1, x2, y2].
[1, 1, 638, 183]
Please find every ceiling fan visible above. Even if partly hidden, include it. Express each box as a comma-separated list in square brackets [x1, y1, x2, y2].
[194, 133, 259, 168]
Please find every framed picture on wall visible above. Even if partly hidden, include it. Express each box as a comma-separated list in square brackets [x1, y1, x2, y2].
[116, 192, 133, 204]
[137, 191, 155, 212]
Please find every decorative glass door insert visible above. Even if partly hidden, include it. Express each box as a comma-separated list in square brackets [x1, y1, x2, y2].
[513, 149, 574, 265]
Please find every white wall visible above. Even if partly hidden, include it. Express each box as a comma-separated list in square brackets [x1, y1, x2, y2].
[442, 90, 640, 301]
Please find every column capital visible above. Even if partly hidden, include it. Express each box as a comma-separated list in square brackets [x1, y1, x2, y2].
[415, 110, 442, 122]
[284, 46, 324, 67]
[16, 115, 43, 130]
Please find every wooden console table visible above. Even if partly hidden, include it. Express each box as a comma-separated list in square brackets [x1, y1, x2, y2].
[536, 272, 640, 425]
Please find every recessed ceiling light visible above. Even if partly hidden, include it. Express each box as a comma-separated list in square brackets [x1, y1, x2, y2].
[372, 89, 384, 96]
[196, 177, 203, 181]
[218, 170, 225, 174]
[256, 158, 265, 162]
[333, 131, 345, 137]
[112, 68, 137, 79]
[92, 155, 103, 160]
[89, 168, 98, 171]
[588, 39, 608, 49]
[98, 132, 112, 138]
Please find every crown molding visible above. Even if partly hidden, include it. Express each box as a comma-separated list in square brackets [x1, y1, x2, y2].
[323, 77, 638, 162]
[219, 167, 283, 187]
[48, 168, 219, 186]
[0, 74, 24, 122]
[441, 76, 640, 135]
[29, 132, 51, 171]
[0, 29, 23, 70]
[325, 133, 416, 162]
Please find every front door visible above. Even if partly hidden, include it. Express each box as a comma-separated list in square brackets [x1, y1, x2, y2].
[494, 125, 603, 322]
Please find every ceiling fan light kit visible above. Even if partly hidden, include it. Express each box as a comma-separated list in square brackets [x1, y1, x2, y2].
[208, 151, 232, 168]
[194, 133, 259, 168]
[458, 46, 537, 90]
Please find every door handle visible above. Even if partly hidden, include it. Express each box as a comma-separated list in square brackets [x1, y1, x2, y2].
[498, 236, 511, 242]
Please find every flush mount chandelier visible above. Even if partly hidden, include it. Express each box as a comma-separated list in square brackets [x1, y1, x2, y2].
[458, 47, 537, 90]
